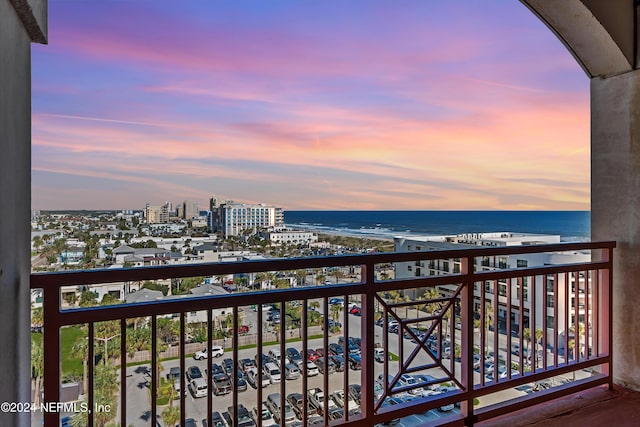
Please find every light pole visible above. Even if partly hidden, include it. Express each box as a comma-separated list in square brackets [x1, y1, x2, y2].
[95, 333, 120, 365]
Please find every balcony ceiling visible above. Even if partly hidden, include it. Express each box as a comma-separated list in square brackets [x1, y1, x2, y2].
[521, 0, 635, 78]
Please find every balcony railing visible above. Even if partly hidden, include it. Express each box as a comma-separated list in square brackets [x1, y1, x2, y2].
[31, 241, 614, 426]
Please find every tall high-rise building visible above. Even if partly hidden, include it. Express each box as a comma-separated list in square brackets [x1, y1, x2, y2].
[145, 202, 170, 224]
[216, 202, 284, 237]
[208, 196, 220, 232]
[182, 200, 200, 220]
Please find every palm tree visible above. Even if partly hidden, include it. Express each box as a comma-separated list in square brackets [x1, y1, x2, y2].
[422, 288, 441, 317]
[330, 304, 344, 332]
[70, 363, 118, 427]
[31, 339, 44, 406]
[333, 269, 345, 284]
[309, 300, 320, 311]
[483, 302, 494, 353]
[569, 322, 586, 360]
[523, 327, 532, 356]
[70, 337, 89, 395]
[158, 378, 177, 406]
[32, 235, 43, 252]
[162, 406, 180, 427]
[295, 269, 307, 287]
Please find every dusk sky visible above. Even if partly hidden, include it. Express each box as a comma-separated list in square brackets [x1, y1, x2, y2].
[32, 1, 590, 211]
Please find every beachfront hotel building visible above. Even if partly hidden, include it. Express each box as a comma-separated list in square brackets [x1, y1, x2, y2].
[394, 232, 590, 345]
[260, 229, 318, 245]
[215, 202, 284, 237]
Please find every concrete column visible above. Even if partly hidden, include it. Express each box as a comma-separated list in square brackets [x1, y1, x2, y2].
[592, 70, 640, 391]
[0, 1, 46, 426]
[0, 2, 34, 426]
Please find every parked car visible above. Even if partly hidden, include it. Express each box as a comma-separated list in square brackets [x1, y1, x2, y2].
[212, 373, 232, 396]
[347, 354, 362, 370]
[252, 402, 274, 425]
[286, 347, 304, 367]
[166, 367, 181, 394]
[330, 355, 345, 372]
[245, 367, 269, 388]
[414, 374, 438, 390]
[374, 348, 390, 363]
[327, 319, 342, 329]
[204, 411, 225, 427]
[188, 377, 208, 398]
[287, 392, 320, 419]
[263, 362, 281, 384]
[186, 366, 203, 381]
[398, 374, 423, 395]
[222, 358, 234, 375]
[223, 404, 256, 427]
[306, 349, 319, 362]
[348, 384, 361, 405]
[268, 348, 282, 364]
[284, 363, 301, 380]
[266, 393, 296, 425]
[194, 345, 224, 360]
[240, 358, 256, 373]
[328, 343, 344, 356]
[235, 369, 248, 392]
[305, 360, 320, 377]
[315, 357, 336, 375]
[181, 418, 197, 427]
[209, 363, 224, 376]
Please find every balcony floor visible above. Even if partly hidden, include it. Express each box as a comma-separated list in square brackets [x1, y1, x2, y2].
[479, 385, 640, 427]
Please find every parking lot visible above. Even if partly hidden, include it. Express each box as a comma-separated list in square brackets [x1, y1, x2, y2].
[120, 324, 464, 427]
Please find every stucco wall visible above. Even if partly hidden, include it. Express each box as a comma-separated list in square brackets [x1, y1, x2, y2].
[592, 71, 640, 391]
[0, 0, 45, 425]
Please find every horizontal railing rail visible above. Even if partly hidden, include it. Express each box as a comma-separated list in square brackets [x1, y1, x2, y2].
[31, 241, 615, 426]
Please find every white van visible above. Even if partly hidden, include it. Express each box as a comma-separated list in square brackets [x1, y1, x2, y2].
[268, 349, 281, 364]
[263, 362, 281, 384]
[188, 377, 208, 398]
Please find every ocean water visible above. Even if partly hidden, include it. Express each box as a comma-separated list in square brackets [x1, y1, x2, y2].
[284, 211, 590, 241]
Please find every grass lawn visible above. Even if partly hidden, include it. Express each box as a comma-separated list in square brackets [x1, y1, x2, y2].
[60, 326, 85, 379]
[33, 325, 85, 380]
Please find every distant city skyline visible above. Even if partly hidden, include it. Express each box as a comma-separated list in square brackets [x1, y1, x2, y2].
[32, 1, 589, 211]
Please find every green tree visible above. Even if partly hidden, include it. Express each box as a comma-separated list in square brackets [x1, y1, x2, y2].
[569, 322, 586, 359]
[422, 288, 442, 315]
[31, 339, 44, 406]
[69, 363, 118, 427]
[70, 337, 89, 404]
[295, 269, 307, 287]
[79, 291, 98, 307]
[162, 406, 180, 426]
[32, 235, 43, 252]
[483, 302, 494, 353]
[158, 378, 177, 406]
[330, 304, 344, 333]
[31, 307, 44, 330]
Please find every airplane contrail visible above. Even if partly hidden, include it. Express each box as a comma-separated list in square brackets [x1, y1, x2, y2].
[38, 113, 173, 128]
